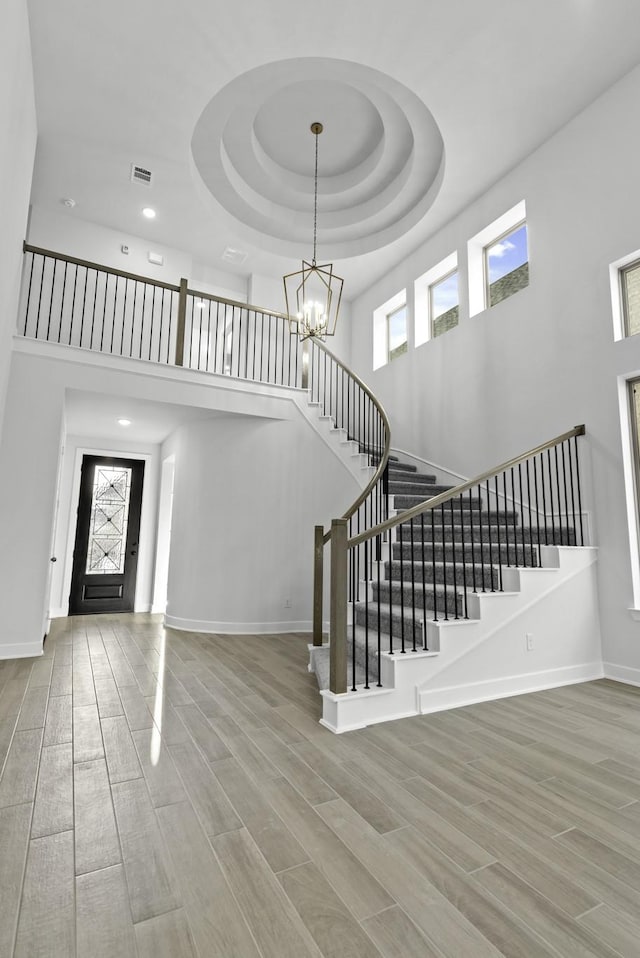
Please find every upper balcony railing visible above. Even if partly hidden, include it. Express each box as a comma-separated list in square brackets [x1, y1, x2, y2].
[19, 244, 303, 387]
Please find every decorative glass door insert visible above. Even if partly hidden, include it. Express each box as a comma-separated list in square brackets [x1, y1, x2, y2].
[86, 465, 133, 574]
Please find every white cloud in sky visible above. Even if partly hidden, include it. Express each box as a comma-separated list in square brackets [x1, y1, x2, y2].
[488, 239, 516, 259]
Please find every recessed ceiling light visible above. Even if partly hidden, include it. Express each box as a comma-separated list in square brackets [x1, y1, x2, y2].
[142, 207, 156, 219]
[195, 300, 206, 310]
[118, 418, 131, 426]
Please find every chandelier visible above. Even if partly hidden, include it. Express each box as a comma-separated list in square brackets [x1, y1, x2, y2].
[283, 122, 344, 340]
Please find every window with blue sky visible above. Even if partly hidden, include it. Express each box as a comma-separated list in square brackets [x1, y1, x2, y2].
[387, 304, 407, 361]
[430, 270, 459, 338]
[485, 222, 529, 306]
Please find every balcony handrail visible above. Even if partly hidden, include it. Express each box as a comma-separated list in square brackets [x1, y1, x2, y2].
[350, 423, 585, 548]
[23, 243, 181, 293]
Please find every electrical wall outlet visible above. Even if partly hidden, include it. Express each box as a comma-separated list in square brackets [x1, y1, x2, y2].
[526, 633, 534, 651]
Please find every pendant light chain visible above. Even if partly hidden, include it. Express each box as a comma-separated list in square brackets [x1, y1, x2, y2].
[312, 126, 319, 267]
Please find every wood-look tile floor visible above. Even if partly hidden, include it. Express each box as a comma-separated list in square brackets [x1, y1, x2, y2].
[1, 616, 640, 957]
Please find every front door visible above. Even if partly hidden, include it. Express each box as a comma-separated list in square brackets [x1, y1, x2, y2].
[69, 455, 145, 614]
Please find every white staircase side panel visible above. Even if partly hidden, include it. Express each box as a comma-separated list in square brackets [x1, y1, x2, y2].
[320, 546, 602, 732]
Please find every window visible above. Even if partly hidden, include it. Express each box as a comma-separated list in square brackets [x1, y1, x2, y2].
[430, 270, 459, 338]
[621, 259, 640, 337]
[373, 289, 406, 369]
[468, 200, 528, 316]
[387, 304, 407, 361]
[414, 252, 457, 346]
[484, 222, 529, 307]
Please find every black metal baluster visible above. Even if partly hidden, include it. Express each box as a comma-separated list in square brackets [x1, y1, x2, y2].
[351, 551, 357, 691]
[441, 502, 449, 620]
[554, 445, 563, 544]
[511, 467, 518, 563]
[79, 266, 89, 346]
[410, 515, 416, 650]
[525, 459, 533, 565]
[113, 275, 121, 355]
[547, 449, 556, 543]
[477, 485, 486, 591]
[459, 494, 468, 617]
[468, 487, 477, 593]
[494, 476, 503, 591]
[58, 261, 68, 343]
[23, 252, 35, 336]
[485, 481, 494, 591]
[567, 439, 577, 546]
[129, 282, 136, 357]
[120, 279, 128, 357]
[136, 278, 145, 359]
[420, 513, 428, 637]
[45, 258, 57, 342]
[93, 270, 102, 351]
[450, 499, 459, 616]
[516, 463, 524, 567]
[388, 528, 394, 654]
[34, 255, 46, 340]
[574, 435, 584, 545]
[376, 545, 382, 685]
[431, 509, 438, 621]
[166, 290, 174, 365]
[533, 454, 542, 564]
[96, 273, 109, 358]
[502, 470, 510, 566]
[561, 441, 570, 546]
[364, 540, 370, 688]
[541, 450, 549, 545]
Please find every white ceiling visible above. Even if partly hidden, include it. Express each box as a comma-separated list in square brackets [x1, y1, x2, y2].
[65, 390, 219, 444]
[26, 0, 640, 299]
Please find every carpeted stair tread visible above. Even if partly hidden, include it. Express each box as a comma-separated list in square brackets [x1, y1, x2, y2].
[392, 541, 540, 565]
[388, 479, 457, 495]
[384, 559, 501, 587]
[397, 521, 576, 545]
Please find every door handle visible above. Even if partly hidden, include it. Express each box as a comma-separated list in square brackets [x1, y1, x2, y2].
[130, 549, 137, 556]
[50, 557, 57, 563]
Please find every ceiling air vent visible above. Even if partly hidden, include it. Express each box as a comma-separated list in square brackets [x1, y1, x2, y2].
[131, 164, 153, 186]
[222, 246, 247, 266]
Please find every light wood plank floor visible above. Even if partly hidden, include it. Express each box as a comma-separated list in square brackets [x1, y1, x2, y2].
[1, 614, 640, 957]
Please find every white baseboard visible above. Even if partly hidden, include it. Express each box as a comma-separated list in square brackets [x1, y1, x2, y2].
[418, 662, 604, 714]
[0, 640, 44, 660]
[164, 614, 315, 635]
[603, 661, 640, 688]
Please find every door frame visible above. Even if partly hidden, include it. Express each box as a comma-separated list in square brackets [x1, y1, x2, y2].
[56, 445, 153, 616]
[69, 454, 145, 614]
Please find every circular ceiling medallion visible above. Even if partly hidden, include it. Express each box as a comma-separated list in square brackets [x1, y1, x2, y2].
[191, 58, 445, 259]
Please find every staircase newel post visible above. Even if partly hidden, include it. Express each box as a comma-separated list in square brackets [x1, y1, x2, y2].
[175, 277, 188, 367]
[313, 525, 324, 647]
[329, 518, 348, 694]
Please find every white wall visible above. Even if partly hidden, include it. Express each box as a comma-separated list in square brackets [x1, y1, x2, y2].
[163, 411, 359, 632]
[49, 435, 162, 618]
[348, 61, 640, 677]
[28, 205, 248, 302]
[0, 0, 36, 432]
[0, 340, 359, 652]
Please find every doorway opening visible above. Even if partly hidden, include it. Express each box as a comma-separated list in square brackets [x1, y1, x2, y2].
[69, 455, 145, 614]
